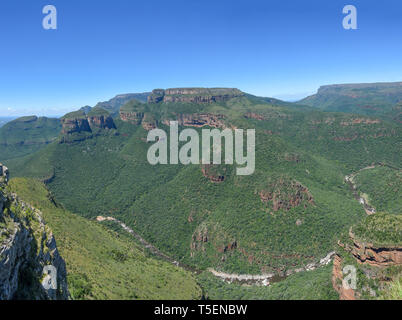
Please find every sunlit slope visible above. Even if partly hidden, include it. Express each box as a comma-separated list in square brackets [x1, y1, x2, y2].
[8, 178, 202, 300]
[0, 116, 61, 161]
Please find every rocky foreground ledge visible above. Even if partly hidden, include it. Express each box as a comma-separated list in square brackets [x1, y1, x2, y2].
[0, 163, 69, 300]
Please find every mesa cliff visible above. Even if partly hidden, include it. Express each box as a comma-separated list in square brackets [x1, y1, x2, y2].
[148, 88, 244, 104]
[60, 108, 116, 142]
[0, 163, 69, 300]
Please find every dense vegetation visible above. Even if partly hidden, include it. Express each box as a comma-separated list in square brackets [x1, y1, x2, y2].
[8, 178, 202, 300]
[354, 166, 401, 214]
[197, 265, 337, 300]
[353, 212, 402, 247]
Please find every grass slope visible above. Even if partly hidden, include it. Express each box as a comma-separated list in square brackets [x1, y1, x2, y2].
[8, 177, 202, 300]
[0, 116, 61, 162]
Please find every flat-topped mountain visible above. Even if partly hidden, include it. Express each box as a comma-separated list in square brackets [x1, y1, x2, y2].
[60, 107, 116, 143]
[148, 87, 244, 104]
[300, 81, 402, 116]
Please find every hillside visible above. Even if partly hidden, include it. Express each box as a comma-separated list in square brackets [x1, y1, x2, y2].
[8, 177, 202, 300]
[0, 163, 69, 300]
[0, 117, 16, 128]
[300, 82, 402, 116]
[353, 165, 401, 214]
[0, 116, 61, 162]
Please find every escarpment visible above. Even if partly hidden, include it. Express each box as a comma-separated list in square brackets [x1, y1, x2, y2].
[332, 213, 402, 300]
[339, 230, 402, 267]
[60, 108, 115, 142]
[148, 88, 244, 104]
[163, 113, 226, 129]
[0, 164, 69, 300]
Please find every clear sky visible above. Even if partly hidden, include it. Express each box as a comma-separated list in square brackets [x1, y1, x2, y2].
[0, 0, 402, 116]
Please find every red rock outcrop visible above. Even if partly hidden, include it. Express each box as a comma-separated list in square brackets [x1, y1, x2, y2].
[61, 117, 92, 135]
[332, 255, 357, 300]
[119, 111, 144, 125]
[201, 165, 225, 183]
[340, 118, 381, 126]
[259, 180, 315, 212]
[244, 112, 265, 120]
[163, 113, 226, 129]
[87, 115, 116, 130]
[340, 231, 402, 267]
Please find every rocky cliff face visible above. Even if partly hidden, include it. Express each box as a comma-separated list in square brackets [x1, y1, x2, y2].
[332, 254, 356, 300]
[148, 88, 244, 104]
[119, 111, 144, 125]
[163, 113, 226, 129]
[87, 115, 116, 130]
[340, 231, 402, 267]
[258, 179, 315, 213]
[332, 224, 402, 300]
[61, 117, 92, 135]
[60, 109, 116, 142]
[0, 164, 69, 300]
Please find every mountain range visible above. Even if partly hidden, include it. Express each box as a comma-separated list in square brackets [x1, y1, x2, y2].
[0, 82, 401, 300]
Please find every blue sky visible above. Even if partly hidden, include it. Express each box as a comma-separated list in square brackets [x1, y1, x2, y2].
[0, 0, 402, 116]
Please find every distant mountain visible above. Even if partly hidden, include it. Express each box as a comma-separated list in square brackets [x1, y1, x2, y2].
[299, 82, 402, 116]
[0, 116, 61, 161]
[0, 117, 17, 128]
[94, 93, 150, 117]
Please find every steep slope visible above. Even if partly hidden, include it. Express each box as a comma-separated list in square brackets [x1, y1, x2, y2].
[0, 163, 69, 300]
[60, 107, 116, 143]
[333, 213, 402, 300]
[0, 116, 61, 162]
[8, 177, 202, 300]
[300, 82, 402, 116]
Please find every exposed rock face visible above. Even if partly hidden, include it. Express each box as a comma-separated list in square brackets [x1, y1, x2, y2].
[148, 88, 244, 104]
[259, 179, 315, 212]
[119, 111, 144, 125]
[332, 255, 356, 300]
[333, 225, 402, 300]
[87, 115, 116, 130]
[201, 165, 226, 183]
[340, 118, 381, 126]
[0, 164, 9, 183]
[163, 113, 226, 129]
[60, 109, 116, 141]
[61, 117, 92, 135]
[340, 231, 402, 267]
[141, 114, 158, 131]
[119, 110, 157, 131]
[0, 164, 69, 300]
[244, 112, 266, 121]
